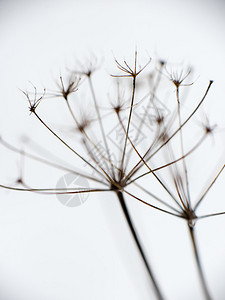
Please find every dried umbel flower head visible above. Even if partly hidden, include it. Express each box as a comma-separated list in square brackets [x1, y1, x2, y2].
[21, 85, 46, 114]
[0, 51, 224, 300]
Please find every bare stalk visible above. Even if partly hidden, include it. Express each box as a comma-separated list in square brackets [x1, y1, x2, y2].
[194, 164, 225, 211]
[120, 75, 136, 175]
[0, 138, 106, 185]
[33, 112, 110, 181]
[127, 133, 207, 185]
[116, 191, 164, 300]
[176, 87, 191, 209]
[188, 225, 212, 300]
[125, 81, 213, 180]
[88, 76, 114, 177]
[125, 62, 164, 167]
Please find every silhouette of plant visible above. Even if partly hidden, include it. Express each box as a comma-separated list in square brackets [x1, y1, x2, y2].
[0, 51, 224, 300]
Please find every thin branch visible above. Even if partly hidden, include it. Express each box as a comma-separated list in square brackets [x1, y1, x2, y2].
[127, 133, 207, 185]
[120, 72, 136, 175]
[117, 113, 183, 208]
[0, 184, 110, 195]
[33, 111, 109, 181]
[0, 138, 107, 185]
[125, 81, 213, 178]
[176, 87, 191, 209]
[133, 182, 182, 214]
[88, 76, 114, 177]
[123, 189, 184, 219]
[194, 164, 225, 211]
[66, 98, 119, 175]
[198, 211, 225, 219]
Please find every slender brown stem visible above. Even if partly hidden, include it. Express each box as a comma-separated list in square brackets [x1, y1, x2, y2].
[123, 189, 184, 218]
[120, 76, 136, 174]
[133, 182, 182, 214]
[127, 134, 207, 185]
[125, 64, 163, 167]
[117, 113, 182, 209]
[188, 225, 212, 300]
[116, 191, 164, 300]
[176, 87, 191, 209]
[0, 183, 109, 194]
[125, 81, 213, 179]
[0, 138, 106, 185]
[194, 164, 225, 211]
[33, 112, 109, 181]
[66, 98, 118, 173]
[88, 76, 114, 177]
[198, 211, 225, 219]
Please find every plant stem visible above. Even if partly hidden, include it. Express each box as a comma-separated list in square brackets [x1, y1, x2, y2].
[188, 225, 212, 300]
[116, 191, 164, 300]
[88, 76, 113, 177]
[176, 87, 191, 209]
[120, 76, 136, 174]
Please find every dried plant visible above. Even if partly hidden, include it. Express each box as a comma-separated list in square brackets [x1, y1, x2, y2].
[0, 51, 224, 300]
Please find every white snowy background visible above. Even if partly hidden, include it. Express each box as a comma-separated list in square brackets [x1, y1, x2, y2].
[0, 0, 225, 299]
